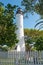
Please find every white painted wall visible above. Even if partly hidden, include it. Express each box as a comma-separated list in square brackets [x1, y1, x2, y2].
[16, 14, 24, 39]
[16, 13, 25, 52]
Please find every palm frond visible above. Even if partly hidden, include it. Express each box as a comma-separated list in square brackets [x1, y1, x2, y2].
[35, 18, 42, 22]
[39, 23, 43, 27]
[35, 21, 43, 28]
[38, 26, 43, 30]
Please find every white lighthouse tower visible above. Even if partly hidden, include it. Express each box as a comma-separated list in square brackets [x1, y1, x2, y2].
[16, 8, 25, 52]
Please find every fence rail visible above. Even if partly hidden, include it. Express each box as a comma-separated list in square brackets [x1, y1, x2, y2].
[0, 51, 43, 65]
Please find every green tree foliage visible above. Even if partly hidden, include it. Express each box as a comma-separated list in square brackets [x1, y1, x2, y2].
[25, 43, 31, 51]
[25, 36, 32, 51]
[24, 29, 43, 51]
[21, 0, 43, 29]
[34, 0, 43, 29]
[34, 36, 43, 51]
[21, 0, 43, 15]
[0, 2, 18, 48]
[35, 0, 43, 16]
[24, 29, 43, 42]
[21, 0, 35, 14]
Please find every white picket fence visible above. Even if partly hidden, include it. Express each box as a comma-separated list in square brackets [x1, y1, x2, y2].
[0, 50, 43, 65]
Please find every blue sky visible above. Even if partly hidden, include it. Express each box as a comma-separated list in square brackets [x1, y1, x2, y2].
[0, 0, 40, 29]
